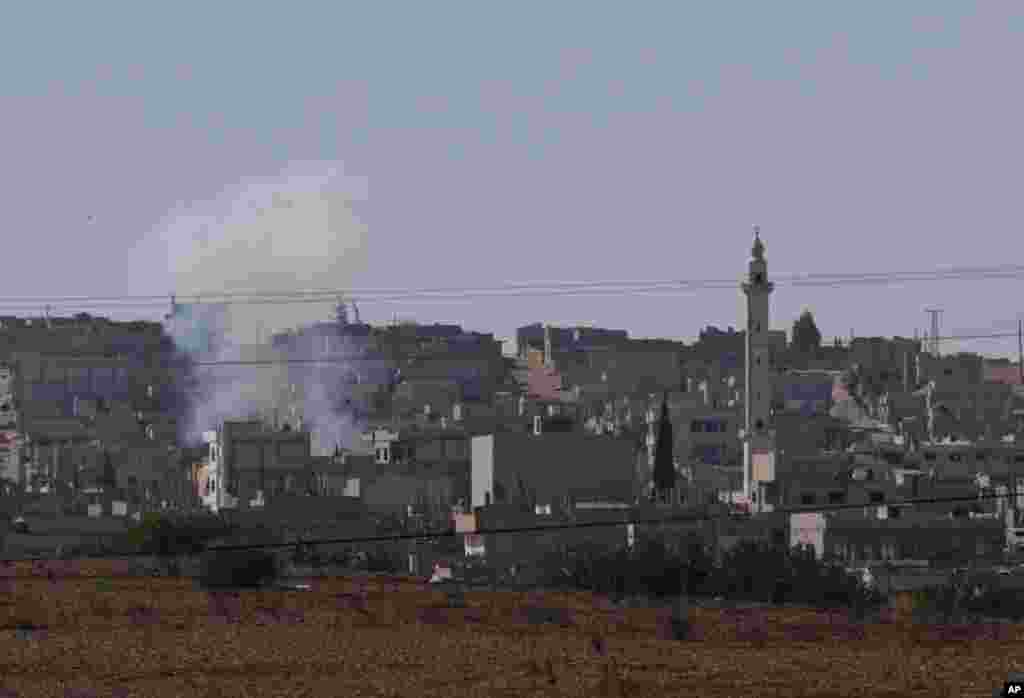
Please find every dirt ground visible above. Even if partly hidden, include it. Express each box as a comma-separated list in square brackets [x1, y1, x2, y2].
[0, 559, 1019, 697]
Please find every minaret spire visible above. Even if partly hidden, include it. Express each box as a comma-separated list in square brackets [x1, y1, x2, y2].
[752, 224, 765, 261]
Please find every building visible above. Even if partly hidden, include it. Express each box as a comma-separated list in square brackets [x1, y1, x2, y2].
[794, 512, 1005, 568]
[210, 421, 312, 509]
[471, 431, 636, 512]
[984, 358, 1024, 387]
[0, 364, 21, 487]
[742, 227, 777, 511]
[515, 324, 630, 358]
[917, 352, 985, 387]
[847, 336, 921, 392]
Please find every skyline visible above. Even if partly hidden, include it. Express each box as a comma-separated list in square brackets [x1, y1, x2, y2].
[1, 3, 1022, 357]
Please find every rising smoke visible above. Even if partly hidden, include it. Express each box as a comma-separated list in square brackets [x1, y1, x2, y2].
[155, 162, 369, 451]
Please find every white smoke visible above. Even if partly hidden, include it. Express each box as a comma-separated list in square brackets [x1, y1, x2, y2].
[155, 161, 369, 449]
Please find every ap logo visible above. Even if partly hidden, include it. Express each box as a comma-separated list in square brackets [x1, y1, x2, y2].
[1002, 674, 1024, 697]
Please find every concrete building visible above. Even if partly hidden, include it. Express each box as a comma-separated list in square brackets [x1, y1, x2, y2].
[211, 420, 312, 509]
[471, 431, 636, 511]
[984, 358, 1024, 387]
[515, 323, 630, 358]
[916, 379, 1017, 442]
[917, 352, 985, 387]
[847, 336, 921, 392]
[790, 507, 1005, 569]
[742, 227, 777, 511]
[0, 364, 21, 487]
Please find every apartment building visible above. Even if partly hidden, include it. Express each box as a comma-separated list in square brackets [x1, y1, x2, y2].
[207, 421, 312, 509]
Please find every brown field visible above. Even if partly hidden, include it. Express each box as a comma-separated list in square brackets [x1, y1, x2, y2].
[0, 559, 1019, 697]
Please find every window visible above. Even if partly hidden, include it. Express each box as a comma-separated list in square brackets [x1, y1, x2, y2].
[944, 368, 953, 376]
[869, 491, 885, 504]
[828, 491, 845, 505]
[800, 493, 815, 505]
[924, 452, 937, 462]
[690, 420, 702, 433]
[950, 453, 962, 463]
[755, 418, 764, 430]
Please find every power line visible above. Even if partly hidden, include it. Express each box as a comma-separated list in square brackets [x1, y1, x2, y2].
[0, 488, 1017, 564]
[3, 263, 1024, 311]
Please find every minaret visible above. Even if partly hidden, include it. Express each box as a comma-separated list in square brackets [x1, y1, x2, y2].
[742, 225, 776, 512]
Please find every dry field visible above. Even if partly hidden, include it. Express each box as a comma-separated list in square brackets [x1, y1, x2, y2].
[0, 559, 1019, 697]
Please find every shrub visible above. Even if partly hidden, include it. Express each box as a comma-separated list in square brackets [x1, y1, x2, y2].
[199, 549, 279, 589]
[364, 549, 401, 574]
[127, 513, 236, 557]
[535, 535, 883, 612]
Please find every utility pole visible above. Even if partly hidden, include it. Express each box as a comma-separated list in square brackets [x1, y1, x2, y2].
[1018, 318, 1023, 385]
[924, 308, 943, 357]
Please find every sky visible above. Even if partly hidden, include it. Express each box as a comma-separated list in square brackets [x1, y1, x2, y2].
[1, 3, 1022, 357]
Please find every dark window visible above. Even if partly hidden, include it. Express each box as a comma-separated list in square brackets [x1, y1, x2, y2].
[943, 368, 953, 376]
[888, 506, 901, 519]
[828, 491, 845, 504]
[755, 418, 764, 430]
[950, 453, 962, 463]
[800, 493, 815, 505]
[924, 452, 937, 462]
[1015, 454, 1024, 464]
[690, 420, 702, 433]
[869, 491, 885, 504]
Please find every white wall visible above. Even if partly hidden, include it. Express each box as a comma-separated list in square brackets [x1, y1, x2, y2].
[471, 434, 494, 509]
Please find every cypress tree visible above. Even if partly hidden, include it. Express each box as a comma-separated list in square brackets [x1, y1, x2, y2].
[652, 394, 676, 496]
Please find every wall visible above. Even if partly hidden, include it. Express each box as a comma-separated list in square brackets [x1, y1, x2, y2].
[475, 504, 631, 569]
[361, 473, 455, 517]
[471, 436, 494, 509]
[471, 431, 635, 510]
[824, 516, 1004, 565]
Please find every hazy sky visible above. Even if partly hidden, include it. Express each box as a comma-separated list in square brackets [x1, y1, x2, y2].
[2, 3, 1022, 357]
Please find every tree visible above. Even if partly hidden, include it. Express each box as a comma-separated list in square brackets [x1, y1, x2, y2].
[652, 394, 676, 496]
[100, 450, 117, 491]
[791, 310, 822, 353]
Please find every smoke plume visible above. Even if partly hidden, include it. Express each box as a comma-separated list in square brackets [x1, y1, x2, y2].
[156, 162, 369, 450]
